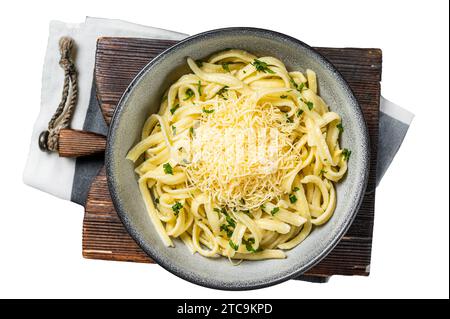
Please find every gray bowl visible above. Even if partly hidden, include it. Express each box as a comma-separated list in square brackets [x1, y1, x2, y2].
[106, 27, 370, 290]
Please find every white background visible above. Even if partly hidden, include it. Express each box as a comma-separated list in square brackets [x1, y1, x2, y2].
[0, 0, 448, 299]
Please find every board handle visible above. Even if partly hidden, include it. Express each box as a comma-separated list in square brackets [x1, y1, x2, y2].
[58, 128, 106, 158]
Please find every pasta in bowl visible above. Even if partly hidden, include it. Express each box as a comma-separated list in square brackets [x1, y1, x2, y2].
[126, 49, 351, 261]
[106, 28, 369, 290]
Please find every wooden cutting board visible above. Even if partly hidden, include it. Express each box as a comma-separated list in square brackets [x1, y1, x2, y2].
[82, 37, 381, 282]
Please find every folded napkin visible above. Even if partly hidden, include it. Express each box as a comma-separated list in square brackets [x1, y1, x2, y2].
[23, 17, 413, 204]
[377, 97, 414, 184]
[23, 17, 187, 201]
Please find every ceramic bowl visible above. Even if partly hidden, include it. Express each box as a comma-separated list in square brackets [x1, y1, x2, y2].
[106, 27, 370, 290]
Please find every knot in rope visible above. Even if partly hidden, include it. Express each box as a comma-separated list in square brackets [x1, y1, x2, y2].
[39, 37, 78, 152]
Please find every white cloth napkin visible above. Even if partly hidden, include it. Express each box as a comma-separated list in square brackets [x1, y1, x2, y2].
[23, 17, 413, 201]
[23, 17, 187, 200]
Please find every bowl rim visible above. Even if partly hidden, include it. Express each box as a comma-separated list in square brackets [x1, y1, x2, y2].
[106, 27, 370, 290]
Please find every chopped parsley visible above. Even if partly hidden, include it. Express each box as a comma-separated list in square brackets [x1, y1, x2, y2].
[226, 215, 236, 228]
[220, 224, 233, 238]
[171, 125, 176, 135]
[183, 88, 194, 101]
[342, 148, 352, 161]
[306, 101, 314, 110]
[163, 163, 173, 175]
[290, 77, 305, 92]
[251, 59, 275, 74]
[202, 108, 214, 114]
[280, 95, 288, 99]
[297, 109, 304, 117]
[337, 123, 344, 133]
[245, 238, 255, 244]
[171, 202, 183, 216]
[217, 86, 229, 100]
[320, 169, 327, 176]
[242, 238, 260, 253]
[189, 127, 194, 136]
[170, 103, 180, 115]
[216, 207, 236, 229]
[271, 207, 280, 215]
[162, 95, 168, 102]
[289, 194, 298, 204]
[289, 78, 296, 88]
[197, 80, 202, 96]
[222, 62, 230, 72]
[229, 240, 239, 251]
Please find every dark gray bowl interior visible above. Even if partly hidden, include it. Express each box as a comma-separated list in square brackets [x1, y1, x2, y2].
[106, 28, 370, 290]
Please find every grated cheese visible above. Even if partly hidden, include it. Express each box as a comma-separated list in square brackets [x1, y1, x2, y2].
[185, 91, 301, 211]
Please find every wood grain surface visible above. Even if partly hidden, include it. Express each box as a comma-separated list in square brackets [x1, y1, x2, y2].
[84, 37, 381, 280]
[59, 128, 106, 157]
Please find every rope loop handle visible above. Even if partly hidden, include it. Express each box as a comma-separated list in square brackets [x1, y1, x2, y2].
[39, 37, 78, 152]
